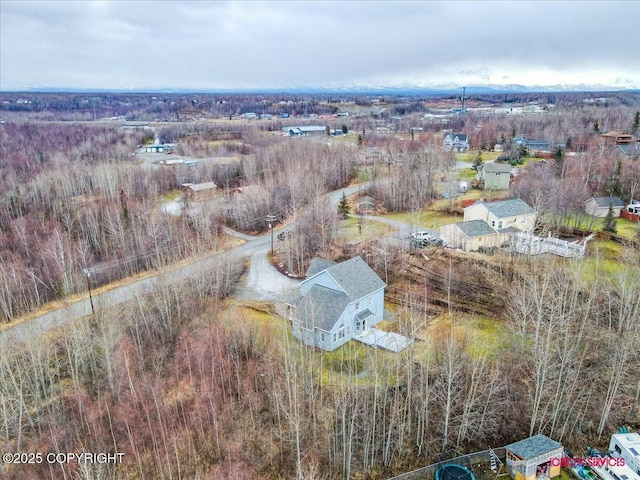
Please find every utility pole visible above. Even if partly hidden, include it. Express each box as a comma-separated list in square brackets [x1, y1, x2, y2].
[82, 268, 95, 315]
[266, 214, 277, 256]
[461, 86, 466, 111]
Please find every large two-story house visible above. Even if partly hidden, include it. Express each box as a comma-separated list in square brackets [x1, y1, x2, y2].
[288, 257, 386, 351]
[443, 132, 470, 152]
[439, 199, 536, 252]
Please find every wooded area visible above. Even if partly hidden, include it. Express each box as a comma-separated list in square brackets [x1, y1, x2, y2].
[1, 91, 639, 479]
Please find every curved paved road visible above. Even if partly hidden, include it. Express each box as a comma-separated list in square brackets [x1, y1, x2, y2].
[0, 183, 372, 348]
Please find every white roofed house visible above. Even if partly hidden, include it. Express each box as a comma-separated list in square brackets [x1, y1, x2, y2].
[282, 125, 328, 137]
[288, 257, 386, 351]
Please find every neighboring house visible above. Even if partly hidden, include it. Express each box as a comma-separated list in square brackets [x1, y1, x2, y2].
[356, 196, 376, 214]
[612, 143, 640, 159]
[145, 144, 172, 153]
[181, 182, 217, 202]
[464, 199, 537, 232]
[282, 125, 328, 136]
[439, 220, 499, 252]
[602, 131, 636, 146]
[585, 196, 624, 217]
[476, 162, 513, 190]
[506, 434, 563, 480]
[513, 136, 551, 152]
[443, 132, 469, 152]
[288, 257, 386, 351]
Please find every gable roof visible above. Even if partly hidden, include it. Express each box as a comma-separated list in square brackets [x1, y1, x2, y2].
[482, 162, 513, 173]
[305, 258, 336, 278]
[297, 257, 385, 332]
[590, 196, 624, 208]
[506, 434, 563, 460]
[444, 132, 468, 142]
[294, 284, 350, 331]
[321, 256, 386, 300]
[456, 220, 498, 237]
[479, 199, 535, 218]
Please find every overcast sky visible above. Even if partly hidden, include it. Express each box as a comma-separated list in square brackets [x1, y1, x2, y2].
[1, 0, 639, 91]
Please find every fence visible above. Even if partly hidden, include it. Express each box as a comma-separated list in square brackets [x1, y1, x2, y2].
[386, 447, 507, 480]
[621, 209, 640, 222]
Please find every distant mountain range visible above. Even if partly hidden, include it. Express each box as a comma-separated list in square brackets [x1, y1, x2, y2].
[4, 83, 639, 95]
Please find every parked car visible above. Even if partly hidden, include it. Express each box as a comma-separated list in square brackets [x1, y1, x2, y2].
[411, 231, 436, 241]
[278, 230, 293, 241]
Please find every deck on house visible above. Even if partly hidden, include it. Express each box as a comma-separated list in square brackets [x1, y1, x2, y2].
[353, 328, 413, 352]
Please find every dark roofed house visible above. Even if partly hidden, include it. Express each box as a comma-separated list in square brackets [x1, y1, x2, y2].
[585, 196, 624, 218]
[443, 132, 470, 152]
[464, 199, 537, 232]
[613, 143, 640, 159]
[513, 136, 551, 152]
[506, 434, 563, 480]
[288, 256, 386, 351]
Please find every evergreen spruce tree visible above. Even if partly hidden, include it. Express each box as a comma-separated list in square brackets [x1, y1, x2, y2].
[603, 203, 617, 234]
[338, 192, 350, 219]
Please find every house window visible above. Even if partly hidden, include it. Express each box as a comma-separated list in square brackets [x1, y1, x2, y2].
[320, 332, 325, 342]
[333, 333, 337, 343]
[338, 325, 345, 340]
[355, 301, 360, 310]
[492, 221, 495, 227]
[498, 221, 503, 229]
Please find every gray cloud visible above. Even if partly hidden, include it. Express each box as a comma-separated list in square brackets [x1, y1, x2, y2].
[1, 0, 638, 90]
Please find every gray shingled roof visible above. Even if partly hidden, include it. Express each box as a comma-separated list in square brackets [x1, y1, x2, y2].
[482, 162, 513, 173]
[305, 258, 336, 278]
[506, 434, 563, 460]
[445, 133, 468, 141]
[456, 220, 497, 237]
[482, 199, 535, 218]
[294, 284, 350, 331]
[592, 196, 624, 208]
[324, 256, 386, 300]
[296, 257, 386, 332]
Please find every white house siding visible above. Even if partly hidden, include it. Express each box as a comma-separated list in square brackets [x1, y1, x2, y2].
[585, 199, 623, 217]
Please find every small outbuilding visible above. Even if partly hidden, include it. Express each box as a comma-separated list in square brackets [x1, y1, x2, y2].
[476, 162, 513, 190]
[145, 144, 172, 153]
[506, 434, 563, 480]
[585, 196, 624, 218]
[356, 196, 376, 214]
[181, 182, 217, 202]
